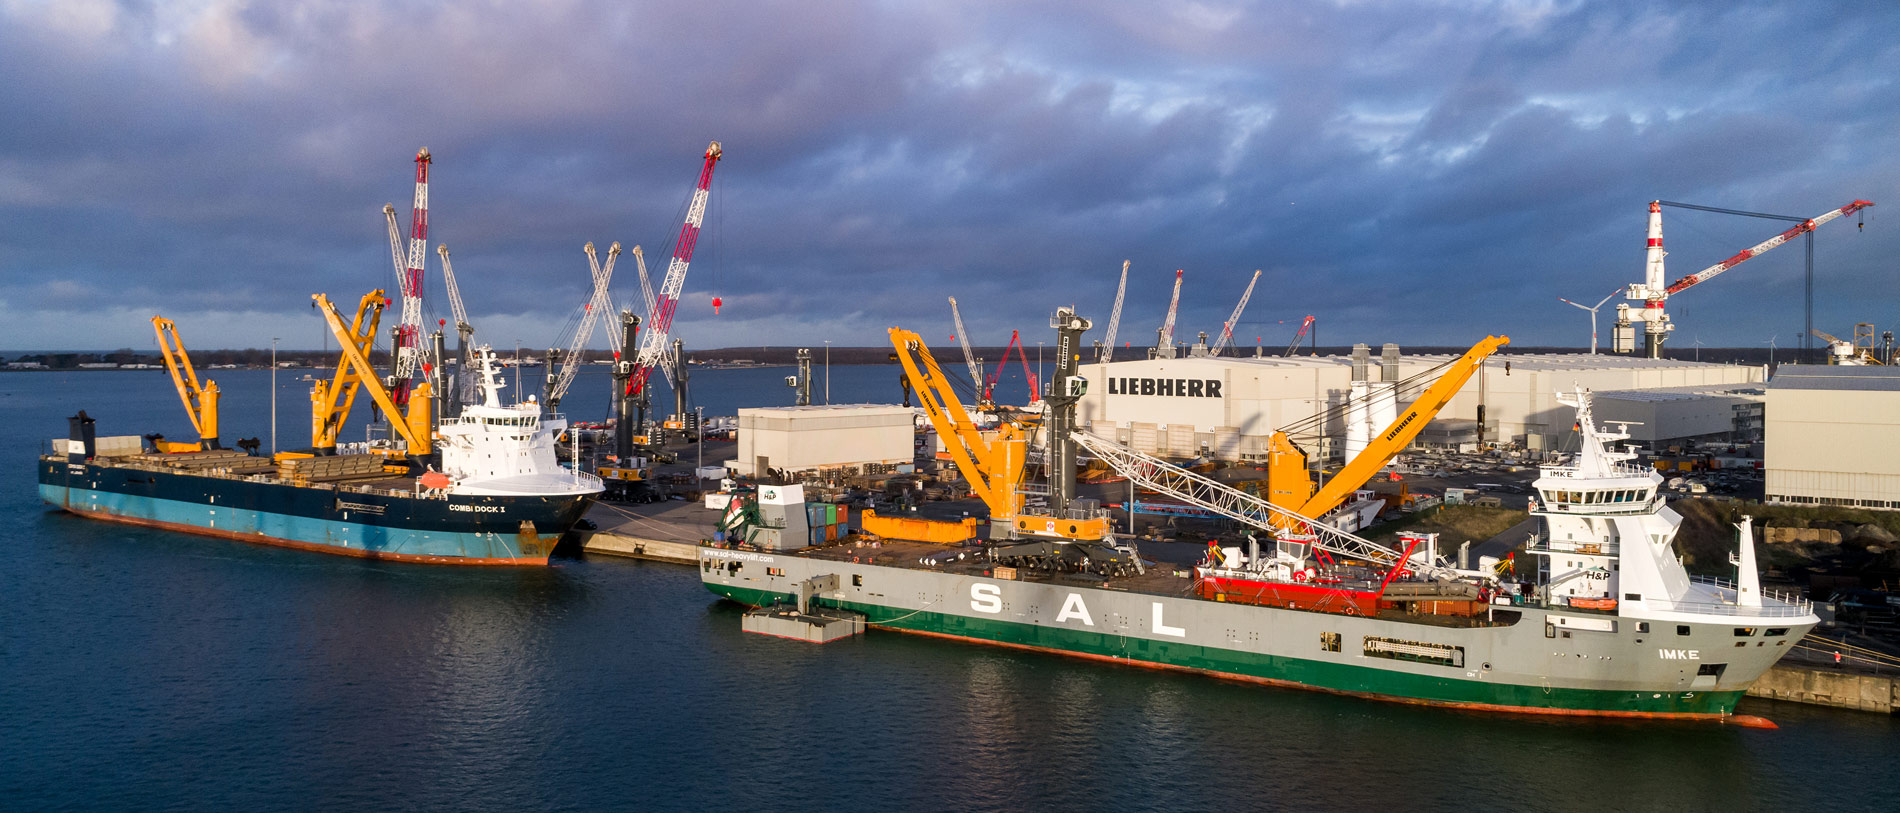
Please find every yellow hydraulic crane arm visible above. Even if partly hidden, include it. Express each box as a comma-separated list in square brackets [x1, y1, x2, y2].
[888, 327, 1023, 524]
[312, 293, 432, 456]
[150, 315, 220, 449]
[310, 290, 387, 452]
[1293, 334, 1509, 521]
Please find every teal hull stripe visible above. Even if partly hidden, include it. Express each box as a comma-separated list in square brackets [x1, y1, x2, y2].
[44, 484, 537, 560]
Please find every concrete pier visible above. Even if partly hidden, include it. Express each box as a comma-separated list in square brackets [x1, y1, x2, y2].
[1747, 663, 1897, 714]
[579, 500, 720, 565]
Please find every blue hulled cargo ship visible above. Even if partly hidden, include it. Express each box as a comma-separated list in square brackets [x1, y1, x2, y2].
[41, 349, 603, 565]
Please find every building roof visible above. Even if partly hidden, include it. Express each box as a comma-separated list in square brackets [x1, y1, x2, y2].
[1766, 365, 1900, 391]
[1596, 383, 1768, 402]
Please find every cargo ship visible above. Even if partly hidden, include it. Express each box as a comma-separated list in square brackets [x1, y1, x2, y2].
[40, 348, 603, 565]
[700, 312, 1816, 723]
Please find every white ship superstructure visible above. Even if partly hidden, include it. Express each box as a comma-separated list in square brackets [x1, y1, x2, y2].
[436, 347, 603, 499]
[1527, 389, 1813, 630]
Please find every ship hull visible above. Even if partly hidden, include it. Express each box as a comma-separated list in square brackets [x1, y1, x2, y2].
[700, 548, 1813, 720]
[41, 458, 594, 565]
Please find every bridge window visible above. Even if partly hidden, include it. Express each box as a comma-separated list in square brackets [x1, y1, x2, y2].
[1677, 625, 1691, 636]
[1321, 632, 1340, 652]
[1734, 627, 1757, 637]
[1765, 628, 1788, 637]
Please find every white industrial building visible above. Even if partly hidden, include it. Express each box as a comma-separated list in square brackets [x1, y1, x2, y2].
[1076, 348, 1763, 461]
[731, 404, 915, 477]
[1591, 384, 1767, 447]
[1764, 366, 1900, 510]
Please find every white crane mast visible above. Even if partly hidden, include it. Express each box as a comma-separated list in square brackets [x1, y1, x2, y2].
[435, 244, 472, 342]
[1099, 260, 1128, 363]
[630, 244, 676, 390]
[549, 242, 619, 407]
[948, 296, 983, 391]
[386, 148, 432, 389]
[1210, 268, 1262, 356]
[1155, 269, 1183, 357]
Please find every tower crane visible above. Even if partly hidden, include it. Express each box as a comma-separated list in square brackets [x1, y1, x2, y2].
[546, 242, 619, 410]
[1154, 269, 1184, 358]
[630, 141, 722, 397]
[150, 316, 221, 451]
[1210, 268, 1262, 356]
[1283, 315, 1315, 357]
[947, 296, 984, 392]
[1098, 260, 1128, 363]
[383, 148, 433, 404]
[1615, 199, 1873, 358]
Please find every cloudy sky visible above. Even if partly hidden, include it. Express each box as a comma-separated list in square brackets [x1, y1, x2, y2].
[3, 0, 1896, 354]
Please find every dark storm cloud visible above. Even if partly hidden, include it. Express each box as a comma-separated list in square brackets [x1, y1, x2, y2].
[1, 0, 1897, 352]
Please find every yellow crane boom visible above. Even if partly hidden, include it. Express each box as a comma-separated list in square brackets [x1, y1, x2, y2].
[1269, 335, 1509, 526]
[150, 315, 221, 451]
[309, 290, 389, 453]
[312, 292, 432, 456]
[888, 326, 1026, 526]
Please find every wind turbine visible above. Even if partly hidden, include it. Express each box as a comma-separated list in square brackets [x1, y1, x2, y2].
[1559, 288, 1621, 354]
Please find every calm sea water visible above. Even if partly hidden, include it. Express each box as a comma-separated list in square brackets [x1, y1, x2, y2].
[2, 366, 1895, 812]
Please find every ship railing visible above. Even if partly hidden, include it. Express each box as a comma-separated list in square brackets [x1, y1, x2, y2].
[1640, 576, 1813, 618]
[1524, 536, 1619, 557]
[568, 469, 605, 490]
[1530, 500, 1657, 516]
[1538, 463, 1652, 480]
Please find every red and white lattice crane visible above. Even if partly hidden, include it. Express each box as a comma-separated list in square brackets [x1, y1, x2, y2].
[1284, 315, 1314, 357]
[1616, 198, 1873, 357]
[1155, 269, 1183, 358]
[630, 141, 722, 396]
[1210, 268, 1262, 356]
[383, 147, 432, 403]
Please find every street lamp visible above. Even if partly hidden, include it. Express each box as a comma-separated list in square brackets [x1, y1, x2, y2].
[823, 340, 831, 404]
[271, 337, 280, 454]
[695, 405, 705, 473]
[1037, 341, 1044, 399]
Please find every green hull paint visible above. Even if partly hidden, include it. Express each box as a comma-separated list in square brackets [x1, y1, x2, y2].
[708, 583, 1746, 718]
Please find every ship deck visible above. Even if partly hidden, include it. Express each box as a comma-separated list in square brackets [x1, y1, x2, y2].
[784, 538, 1521, 629]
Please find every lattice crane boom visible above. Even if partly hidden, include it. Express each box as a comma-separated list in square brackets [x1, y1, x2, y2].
[1156, 269, 1184, 354]
[631, 141, 722, 395]
[435, 244, 472, 340]
[385, 148, 432, 399]
[948, 296, 984, 391]
[1662, 200, 1874, 295]
[549, 242, 619, 408]
[629, 244, 675, 390]
[1284, 315, 1314, 357]
[1071, 431, 1455, 580]
[1211, 268, 1262, 355]
[1099, 260, 1128, 363]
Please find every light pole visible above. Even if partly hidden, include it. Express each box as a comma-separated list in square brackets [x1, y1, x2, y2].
[695, 405, 705, 473]
[1767, 337, 1777, 373]
[823, 340, 831, 404]
[270, 337, 280, 454]
[1037, 341, 1044, 399]
[1558, 288, 1621, 354]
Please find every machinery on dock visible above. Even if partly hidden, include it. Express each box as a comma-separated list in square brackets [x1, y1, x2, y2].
[890, 307, 1139, 576]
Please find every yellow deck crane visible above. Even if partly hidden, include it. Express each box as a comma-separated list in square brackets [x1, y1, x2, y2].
[310, 291, 432, 458]
[150, 316, 221, 452]
[891, 313, 1139, 575]
[1266, 335, 1509, 528]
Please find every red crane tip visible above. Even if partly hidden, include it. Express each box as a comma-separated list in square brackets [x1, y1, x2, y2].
[712, 296, 723, 315]
[438, 318, 446, 326]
